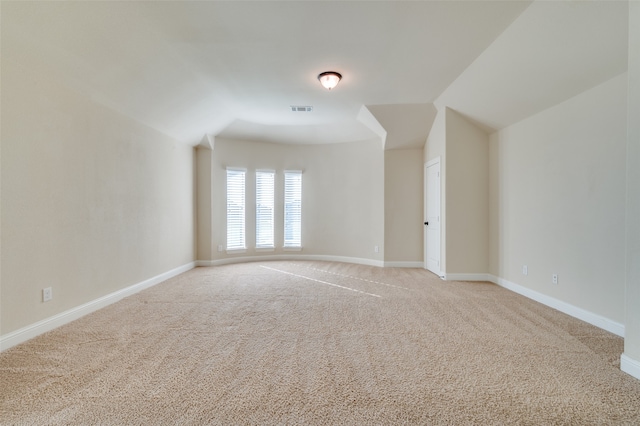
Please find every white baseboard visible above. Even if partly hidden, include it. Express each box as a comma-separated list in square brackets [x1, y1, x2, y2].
[0, 262, 196, 352]
[621, 353, 640, 380]
[200, 256, 422, 269]
[487, 274, 625, 337]
[384, 261, 423, 268]
[443, 273, 490, 282]
[197, 254, 386, 268]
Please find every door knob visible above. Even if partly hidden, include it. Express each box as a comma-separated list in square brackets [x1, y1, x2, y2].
[424, 222, 428, 225]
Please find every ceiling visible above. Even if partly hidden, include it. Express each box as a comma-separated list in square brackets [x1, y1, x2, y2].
[435, 0, 629, 132]
[1, 1, 629, 149]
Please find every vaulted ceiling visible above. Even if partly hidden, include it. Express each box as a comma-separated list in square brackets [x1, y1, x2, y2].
[1, 1, 629, 149]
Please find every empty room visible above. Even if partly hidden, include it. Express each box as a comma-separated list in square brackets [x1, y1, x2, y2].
[1, 0, 640, 424]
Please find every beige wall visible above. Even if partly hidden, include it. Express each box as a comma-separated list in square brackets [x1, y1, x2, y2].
[1, 58, 195, 335]
[489, 72, 628, 323]
[624, 0, 640, 365]
[384, 149, 423, 263]
[204, 138, 385, 263]
[424, 107, 446, 165]
[445, 109, 489, 275]
[423, 107, 489, 275]
[196, 147, 213, 261]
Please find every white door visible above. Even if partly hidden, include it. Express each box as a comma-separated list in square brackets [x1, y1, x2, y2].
[424, 159, 441, 276]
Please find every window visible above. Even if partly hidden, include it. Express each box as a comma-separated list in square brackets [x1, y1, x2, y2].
[226, 168, 246, 251]
[284, 170, 302, 248]
[226, 168, 301, 252]
[256, 170, 275, 249]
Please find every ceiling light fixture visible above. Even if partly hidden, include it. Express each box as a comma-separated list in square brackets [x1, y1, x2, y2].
[318, 71, 342, 90]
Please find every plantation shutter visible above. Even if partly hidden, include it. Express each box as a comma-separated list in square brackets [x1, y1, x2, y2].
[256, 170, 275, 248]
[284, 171, 302, 248]
[226, 168, 246, 250]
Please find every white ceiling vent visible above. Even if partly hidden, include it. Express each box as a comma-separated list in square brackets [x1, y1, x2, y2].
[290, 106, 313, 112]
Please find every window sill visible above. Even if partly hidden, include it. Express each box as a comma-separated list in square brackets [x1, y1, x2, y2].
[283, 246, 302, 252]
[255, 247, 275, 252]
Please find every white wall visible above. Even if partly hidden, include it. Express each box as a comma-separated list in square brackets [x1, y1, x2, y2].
[1, 58, 195, 336]
[384, 149, 423, 264]
[489, 73, 628, 323]
[203, 138, 385, 263]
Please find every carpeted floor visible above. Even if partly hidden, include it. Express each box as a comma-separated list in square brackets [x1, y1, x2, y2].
[2, 261, 640, 425]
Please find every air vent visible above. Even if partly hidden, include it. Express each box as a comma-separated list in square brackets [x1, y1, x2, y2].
[290, 106, 313, 112]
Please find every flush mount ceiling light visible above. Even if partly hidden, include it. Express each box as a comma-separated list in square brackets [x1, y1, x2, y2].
[317, 71, 342, 90]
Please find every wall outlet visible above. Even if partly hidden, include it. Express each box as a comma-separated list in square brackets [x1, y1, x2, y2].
[374, 245, 379, 253]
[42, 287, 53, 302]
[522, 265, 528, 276]
[218, 245, 223, 252]
[552, 274, 558, 285]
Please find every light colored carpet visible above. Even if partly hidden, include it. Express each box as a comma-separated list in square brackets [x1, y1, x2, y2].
[2, 261, 640, 425]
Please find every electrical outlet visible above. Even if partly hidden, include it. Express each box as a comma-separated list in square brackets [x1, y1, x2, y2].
[374, 245, 379, 253]
[522, 265, 528, 276]
[218, 245, 223, 252]
[42, 287, 53, 302]
[552, 274, 558, 285]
